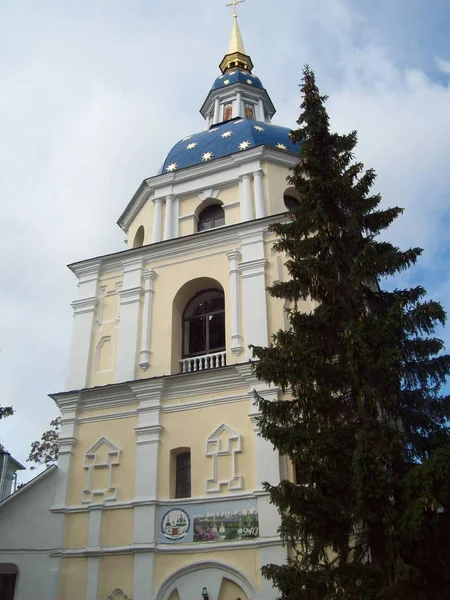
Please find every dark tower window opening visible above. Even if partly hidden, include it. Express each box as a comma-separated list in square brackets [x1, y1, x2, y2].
[197, 204, 225, 232]
[183, 290, 225, 358]
[175, 451, 191, 499]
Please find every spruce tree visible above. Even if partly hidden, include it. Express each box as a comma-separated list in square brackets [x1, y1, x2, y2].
[251, 66, 450, 600]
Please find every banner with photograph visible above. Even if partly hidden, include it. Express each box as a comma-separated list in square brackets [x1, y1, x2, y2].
[158, 498, 259, 544]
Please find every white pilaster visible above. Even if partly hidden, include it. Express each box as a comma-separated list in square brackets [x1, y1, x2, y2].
[86, 557, 100, 600]
[253, 169, 266, 219]
[227, 250, 243, 356]
[173, 197, 180, 238]
[132, 381, 163, 600]
[258, 98, 265, 122]
[259, 545, 288, 599]
[213, 97, 220, 124]
[152, 198, 163, 243]
[134, 554, 155, 600]
[88, 507, 102, 548]
[115, 258, 144, 383]
[240, 174, 254, 221]
[52, 394, 78, 509]
[163, 194, 174, 241]
[66, 262, 101, 390]
[139, 270, 157, 371]
[239, 230, 269, 357]
[236, 91, 242, 118]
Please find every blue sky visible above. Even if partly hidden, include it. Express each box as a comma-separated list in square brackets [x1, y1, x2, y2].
[0, 0, 449, 481]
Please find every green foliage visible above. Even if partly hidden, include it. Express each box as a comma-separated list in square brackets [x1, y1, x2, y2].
[251, 66, 450, 599]
[0, 406, 13, 420]
[27, 417, 60, 469]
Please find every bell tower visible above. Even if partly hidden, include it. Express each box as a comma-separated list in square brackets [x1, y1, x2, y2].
[45, 8, 310, 600]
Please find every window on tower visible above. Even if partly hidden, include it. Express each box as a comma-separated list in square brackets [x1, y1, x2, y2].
[197, 204, 225, 232]
[283, 187, 301, 212]
[183, 290, 225, 358]
[172, 449, 191, 499]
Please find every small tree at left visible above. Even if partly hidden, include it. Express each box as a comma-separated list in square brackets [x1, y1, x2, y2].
[28, 417, 60, 469]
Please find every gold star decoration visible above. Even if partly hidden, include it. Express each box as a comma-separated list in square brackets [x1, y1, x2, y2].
[221, 131, 233, 138]
[234, 120, 244, 124]
[239, 141, 251, 150]
[247, 79, 253, 85]
[182, 136, 191, 141]
[254, 125, 264, 132]
[202, 152, 213, 161]
[186, 142, 197, 150]
[166, 163, 177, 172]
[276, 143, 287, 150]
[224, 79, 230, 85]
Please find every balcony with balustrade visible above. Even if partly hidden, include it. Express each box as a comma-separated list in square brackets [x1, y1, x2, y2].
[180, 289, 226, 374]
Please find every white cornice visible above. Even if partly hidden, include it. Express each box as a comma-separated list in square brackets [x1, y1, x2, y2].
[50, 363, 253, 412]
[115, 145, 297, 232]
[69, 213, 284, 279]
[50, 536, 281, 557]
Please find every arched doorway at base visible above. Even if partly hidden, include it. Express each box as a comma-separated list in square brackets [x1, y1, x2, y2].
[156, 561, 258, 600]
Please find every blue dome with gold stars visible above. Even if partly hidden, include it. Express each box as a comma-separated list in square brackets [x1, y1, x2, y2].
[212, 68, 264, 91]
[162, 118, 298, 174]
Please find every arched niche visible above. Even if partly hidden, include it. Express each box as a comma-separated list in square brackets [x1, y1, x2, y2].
[171, 277, 225, 374]
[133, 225, 145, 248]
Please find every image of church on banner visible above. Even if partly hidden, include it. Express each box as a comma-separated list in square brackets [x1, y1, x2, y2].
[159, 499, 259, 544]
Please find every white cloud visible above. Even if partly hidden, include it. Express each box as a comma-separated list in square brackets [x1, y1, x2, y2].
[0, 0, 449, 481]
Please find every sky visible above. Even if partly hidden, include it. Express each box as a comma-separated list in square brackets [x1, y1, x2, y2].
[0, 0, 449, 482]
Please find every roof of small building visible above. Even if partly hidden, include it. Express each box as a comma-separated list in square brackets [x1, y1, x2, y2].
[162, 118, 298, 174]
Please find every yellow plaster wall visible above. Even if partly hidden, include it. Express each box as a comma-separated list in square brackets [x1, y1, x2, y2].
[63, 512, 89, 549]
[98, 555, 135, 600]
[219, 577, 249, 600]
[100, 508, 134, 547]
[168, 590, 181, 600]
[89, 272, 122, 388]
[127, 197, 155, 249]
[139, 245, 239, 379]
[158, 399, 256, 498]
[264, 162, 291, 216]
[59, 557, 88, 600]
[153, 549, 260, 596]
[67, 417, 137, 507]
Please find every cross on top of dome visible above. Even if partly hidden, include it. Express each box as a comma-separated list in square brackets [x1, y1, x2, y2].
[225, 0, 245, 17]
[220, 0, 253, 73]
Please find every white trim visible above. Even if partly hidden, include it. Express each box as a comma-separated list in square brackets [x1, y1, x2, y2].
[51, 490, 265, 513]
[116, 146, 297, 232]
[227, 249, 243, 355]
[139, 269, 157, 371]
[82, 438, 121, 504]
[86, 556, 100, 600]
[206, 424, 243, 492]
[253, 169, 266, 218]
[152, 197, 163, 243]
[51, 535, 281, 557]
[88, 507, 103, 547]
[240, 173, 253, 221]
[71, 216, 280, 280]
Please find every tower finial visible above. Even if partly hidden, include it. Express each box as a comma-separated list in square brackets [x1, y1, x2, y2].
[220, 0, 253, 73]
[226, 0, 245, 18]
